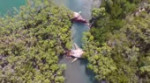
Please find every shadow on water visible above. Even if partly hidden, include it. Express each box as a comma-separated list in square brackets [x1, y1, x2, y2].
[79, 58, 97, 82]
[71, 22, 89, 47]
[59, 56, 97, 83]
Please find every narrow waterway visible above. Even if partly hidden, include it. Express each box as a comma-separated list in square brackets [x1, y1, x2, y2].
[55, 0, 96, 83]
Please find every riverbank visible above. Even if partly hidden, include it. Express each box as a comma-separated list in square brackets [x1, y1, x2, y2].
[83, 0, 150, 83]
[55, 0, 100, 83]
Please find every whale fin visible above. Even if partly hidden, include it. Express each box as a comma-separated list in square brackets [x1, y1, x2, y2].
[71, 58, 78, 63]
[78, 11, 82, 14]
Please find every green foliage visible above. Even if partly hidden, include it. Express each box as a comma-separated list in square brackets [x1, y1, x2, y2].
[90, 0, 141, 44]
[92, 7, 106, 18]
[84, 1, 150, 83]
[83, 33, 117, 80]
[0, 0, 72, 83]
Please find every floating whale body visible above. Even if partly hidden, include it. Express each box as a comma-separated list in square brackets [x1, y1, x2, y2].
[72, 11, 88, 24]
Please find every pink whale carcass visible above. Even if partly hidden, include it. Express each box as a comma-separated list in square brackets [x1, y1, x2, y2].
[66, 43, 84, 63]
[72, 12, 88, 23]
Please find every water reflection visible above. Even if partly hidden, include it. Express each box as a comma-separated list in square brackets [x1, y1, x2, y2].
[71, 22, 89, 47]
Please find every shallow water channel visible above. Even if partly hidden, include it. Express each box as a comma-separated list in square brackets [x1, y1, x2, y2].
[55, 0, 97, 83]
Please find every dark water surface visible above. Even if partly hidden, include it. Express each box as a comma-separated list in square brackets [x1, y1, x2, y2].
[0, 0, 25, 16]
[55, 0, 96, 83]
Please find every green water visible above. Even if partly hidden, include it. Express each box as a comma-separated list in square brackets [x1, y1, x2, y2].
[0, 0, 25, 16]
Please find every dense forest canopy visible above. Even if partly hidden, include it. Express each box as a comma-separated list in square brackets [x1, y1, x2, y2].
[0, 0, 72, 83]
[84, 0, 150, 83]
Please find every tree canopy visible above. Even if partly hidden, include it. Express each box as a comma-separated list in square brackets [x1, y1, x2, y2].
[84, 0, 150, 83]
[0, 0, 72, 83]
